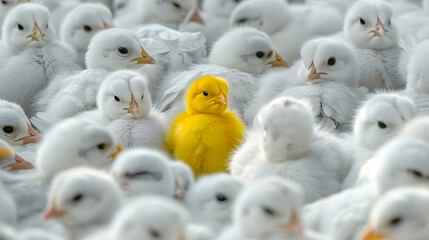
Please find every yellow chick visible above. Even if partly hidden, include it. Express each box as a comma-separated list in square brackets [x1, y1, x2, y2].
[166, 75, 245, 177]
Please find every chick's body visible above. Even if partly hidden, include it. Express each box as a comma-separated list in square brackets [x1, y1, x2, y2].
[166, 76, 244, 177]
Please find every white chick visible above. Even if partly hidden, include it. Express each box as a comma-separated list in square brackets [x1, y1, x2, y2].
[0, 3, 82, 116]
[114, 0, 201, 30]
[93, 70, 168, 149]
[42, 167, 123, 239]
[247, 37, 367, 133]
[156, 27, 289, 119]
[344, 0, 405, 91]
[170, 160, 194, 200]
[230, 0, 343, 62]
[303, 137, 429, 240]
[32, 28, 156, 131]
[110, 149, 175, 198]
[0, 100, 42, 146]
[60, 3, 112, 68]
[0, 138, 33, 172]
[403, 38, 429, 116]
[219, 177, 329, 240]
[136, 24, 207, 101]
[343, 93, 415, 189]
[0, 181, 16, 228]
[400, 116, 429, 144]
[37, 118, 123, 180]
[357, 187, 429, 240]
[232, 97, 348, 203]
[185, 173, 243, 232]
[107, 196, 189, 240]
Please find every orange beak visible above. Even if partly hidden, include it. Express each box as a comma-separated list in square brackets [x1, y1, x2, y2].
[306, 61, 327, 82]
[42, 204, 67, 220]
[103, 22, 111, 29]
[26, 22, 45, 41]
[268, 51, 290, 68]
[211, 92, 227, 105]
[130, 46, 156, 65]
[15, 123, 42, 144]
[358, 226, 387, 240]
[122, 94, 140, 117]
[190, 8, 204, 24]
[110, 144, 123, 160]
[4, 153, 34, 171]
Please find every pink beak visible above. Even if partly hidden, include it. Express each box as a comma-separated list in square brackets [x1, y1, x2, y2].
[15, 123, 42, 144]
[372, 18, 387, 37]
[4, 153, 34, 171]
[190, 8, 204, 24]
[306, 61, 327, 82]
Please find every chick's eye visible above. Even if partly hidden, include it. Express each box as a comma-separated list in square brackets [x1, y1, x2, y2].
[327, 57, 336, 66]
[17, 24, 24, 31]
[150, 229, 161, 238]
[408, 169, 423, 178]
[237, 18, 248, 24]
[202, 90, 208, 96]
[388, 19, 391, 25]
[389, 217, 402, 226]
[256, 51, 265, 58]
[97, 143, 107, 150]
[1, 0, 6, 5]
[83, 25, 92, 32]
[216, 194, 228, 202]
[263, 207, 275, 216]
[2, 125, 15, 134]
[172, 1, 181, 9]
[377, 121, 387, 129]
[72, 194, 83, 202]
[360, 18, 366, 25]
[117, 47, 129, 55]
[114, 95, 120, 102]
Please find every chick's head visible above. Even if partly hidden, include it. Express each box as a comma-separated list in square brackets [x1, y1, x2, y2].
[186, 75, 229, 114]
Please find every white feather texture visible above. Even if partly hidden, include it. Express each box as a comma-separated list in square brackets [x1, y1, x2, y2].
[230, 0, 343, 63]
[110, 149, 175, 198]
[344, 0, 405, 91]
[156, 27, 290, 120]
[246, 37, 368, 132]
[32, 28, 156, 131]
[231, 97, 349, 203]
[60, 3, 113, 68]
[303, 137, 429, 240]
[0, 3, 82, 116]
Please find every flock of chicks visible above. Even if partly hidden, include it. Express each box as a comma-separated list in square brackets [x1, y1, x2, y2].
[2, 0, 429, 239]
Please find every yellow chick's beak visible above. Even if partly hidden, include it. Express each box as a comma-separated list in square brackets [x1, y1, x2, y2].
[26, 22, 45, 41]
[211, 92, 227, 105]
[110, 144, 123, 160]
[15, 123, 43, 144]
[3, 152, 34, 171]
[358, 226, 387, 240]
[130, 46, 156, 65]
[306, 61, 327, 82]
[103, 22, 111, 29]
[282, 212, 303, 236]
[122, 94, 140, 117]
[268, 51, 290, 68]
[42, 204, 67, 220]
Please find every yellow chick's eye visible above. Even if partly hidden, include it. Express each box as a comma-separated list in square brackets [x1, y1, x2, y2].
[202, 90, 209, 97]
[97, 143, 107, 151]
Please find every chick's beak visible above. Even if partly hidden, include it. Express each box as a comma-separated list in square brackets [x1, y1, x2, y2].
[282, 213, 303, 236]
[4, 153, 34, 171]
[370, 18, 387, 37]
[17, 0, 25, 3]
[306, 61, 327, 82]
[110, 144, 123, 160]
[130, 46, 156, 65]
[15, 123, 43, 144]
[358, 226, 387, 240]
[211, 92, 227, 105]
[268, 51, 290, 68]
[122, 94, 140, 117]
[42, 204, 67, 220]
[190, 8, 204, 24]
[26, 22, 45, 41]
[103, 22, 111, 29]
